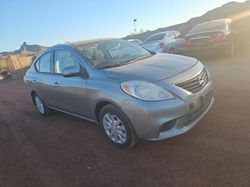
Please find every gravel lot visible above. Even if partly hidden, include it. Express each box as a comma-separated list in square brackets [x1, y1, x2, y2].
[0, 48, 250, 187]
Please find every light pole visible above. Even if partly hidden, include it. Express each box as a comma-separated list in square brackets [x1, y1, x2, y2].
[133, 18, 137, 34]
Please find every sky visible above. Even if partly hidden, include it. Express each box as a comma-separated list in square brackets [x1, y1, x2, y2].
[0, 0, 246, 51]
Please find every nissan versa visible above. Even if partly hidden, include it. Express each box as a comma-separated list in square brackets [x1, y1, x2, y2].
[24, 39, 214, 148]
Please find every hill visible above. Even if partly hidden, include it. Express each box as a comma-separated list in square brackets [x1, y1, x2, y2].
[124, 1, 250, 41]
[1, 1, 250, 55]
[0, 42, 46, 56]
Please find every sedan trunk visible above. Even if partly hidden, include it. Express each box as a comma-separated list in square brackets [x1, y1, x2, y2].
[185, 31, 226, 46]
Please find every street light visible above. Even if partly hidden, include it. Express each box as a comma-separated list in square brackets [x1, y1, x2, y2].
[133, 18, 137, 34]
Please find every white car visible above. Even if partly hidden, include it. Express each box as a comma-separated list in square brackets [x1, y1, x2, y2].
[128, 39, 142, 45]
[141, 31, 181, 53]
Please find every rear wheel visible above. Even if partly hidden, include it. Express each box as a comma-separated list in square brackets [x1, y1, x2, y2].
[99, 104, 137, 148]
[33, 94, 51, 116]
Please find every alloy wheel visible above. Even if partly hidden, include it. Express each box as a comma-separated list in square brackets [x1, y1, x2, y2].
[102, 113, 127, 144]
[35, 96, 45, 114]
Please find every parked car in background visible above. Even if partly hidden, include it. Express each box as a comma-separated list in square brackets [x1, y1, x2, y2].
[177, 19, 235, 57]
[128, 39, 142, 45]
[140, 31, 181, 53]
[24, 39, 213, 148]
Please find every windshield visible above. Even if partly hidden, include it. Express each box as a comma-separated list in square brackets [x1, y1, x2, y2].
[76, 39, 152, 69]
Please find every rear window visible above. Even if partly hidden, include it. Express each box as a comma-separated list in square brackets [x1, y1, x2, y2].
[188, 21, 227, 35]
[144, 33, 165, 42]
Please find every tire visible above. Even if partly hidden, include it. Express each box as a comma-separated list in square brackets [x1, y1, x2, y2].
[33, 94, 52, 116]
[99, 104, 137, 148]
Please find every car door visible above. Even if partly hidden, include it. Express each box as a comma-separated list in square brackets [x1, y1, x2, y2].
[33, 51, 57, 105]
[163, 32, 177, 52]
[48, 48, 90, 118]
[166, 32, 175, 44]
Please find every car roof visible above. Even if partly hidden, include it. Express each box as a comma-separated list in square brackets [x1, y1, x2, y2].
[36, 38, 119, 59]
[149, 30, 177, 36]
[70, 38, 117, 46]
[186, 19, 232, 36]
[128, 39, 141, 41]
[196, 19, 232, 27]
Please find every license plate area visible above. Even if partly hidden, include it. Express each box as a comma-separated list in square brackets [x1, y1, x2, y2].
[186, 91, 212, 125]
[201, 91, 212, 107]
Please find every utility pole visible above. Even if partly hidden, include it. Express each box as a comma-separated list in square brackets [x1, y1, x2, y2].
[133, 18, 137, 34]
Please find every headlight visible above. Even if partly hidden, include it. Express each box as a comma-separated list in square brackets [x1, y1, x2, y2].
[121, 81, 175, 101]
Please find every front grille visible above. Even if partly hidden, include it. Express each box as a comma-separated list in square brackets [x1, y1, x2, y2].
[175, 69, 208, 94]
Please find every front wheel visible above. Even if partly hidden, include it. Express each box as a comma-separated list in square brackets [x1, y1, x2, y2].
[99, 104, 137, 148]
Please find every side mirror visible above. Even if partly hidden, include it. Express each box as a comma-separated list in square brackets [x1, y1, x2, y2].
[62, 66, 81, 77]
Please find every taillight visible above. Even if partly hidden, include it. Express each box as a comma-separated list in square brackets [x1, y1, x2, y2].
[217, 33, 227, 41]
[159, 42, 165, 48]
[180, 40, 192, 47]
[208, 33, 227, 44]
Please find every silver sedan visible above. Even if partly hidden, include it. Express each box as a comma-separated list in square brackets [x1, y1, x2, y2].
[24, 39, 213, 148]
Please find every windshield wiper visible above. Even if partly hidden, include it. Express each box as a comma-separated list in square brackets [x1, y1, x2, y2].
[127, 55, 152, 64]
[100, 55, 152, 69]
[99, 64, 121, 69]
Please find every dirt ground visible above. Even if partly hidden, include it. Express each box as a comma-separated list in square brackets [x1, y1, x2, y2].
[0, 48, 250, 187]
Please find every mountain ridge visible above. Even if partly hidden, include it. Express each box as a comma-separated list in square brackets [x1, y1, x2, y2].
[0, 42, 46, 56]
[1, 1, 249, 55]
[124, 1, 250, 41]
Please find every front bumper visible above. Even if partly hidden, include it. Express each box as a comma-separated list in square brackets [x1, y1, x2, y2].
[121, 82, 213, 140]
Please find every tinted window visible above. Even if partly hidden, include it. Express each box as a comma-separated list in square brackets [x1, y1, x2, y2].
[54, 50, 79, 74]
[144, 33, 165, 42]
[36, 52, 51, 73]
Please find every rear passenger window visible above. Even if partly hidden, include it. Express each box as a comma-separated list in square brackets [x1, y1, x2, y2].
[35, 52, 51, 73]
[54, 50, 80, 74]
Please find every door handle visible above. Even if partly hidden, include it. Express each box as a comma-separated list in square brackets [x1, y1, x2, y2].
[54, 82, 59, 87]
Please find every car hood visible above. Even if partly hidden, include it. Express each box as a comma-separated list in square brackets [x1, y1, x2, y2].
[103, 53, 198, 82]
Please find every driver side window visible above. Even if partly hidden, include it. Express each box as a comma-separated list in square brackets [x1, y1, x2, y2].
[54, 49, 80, 74]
